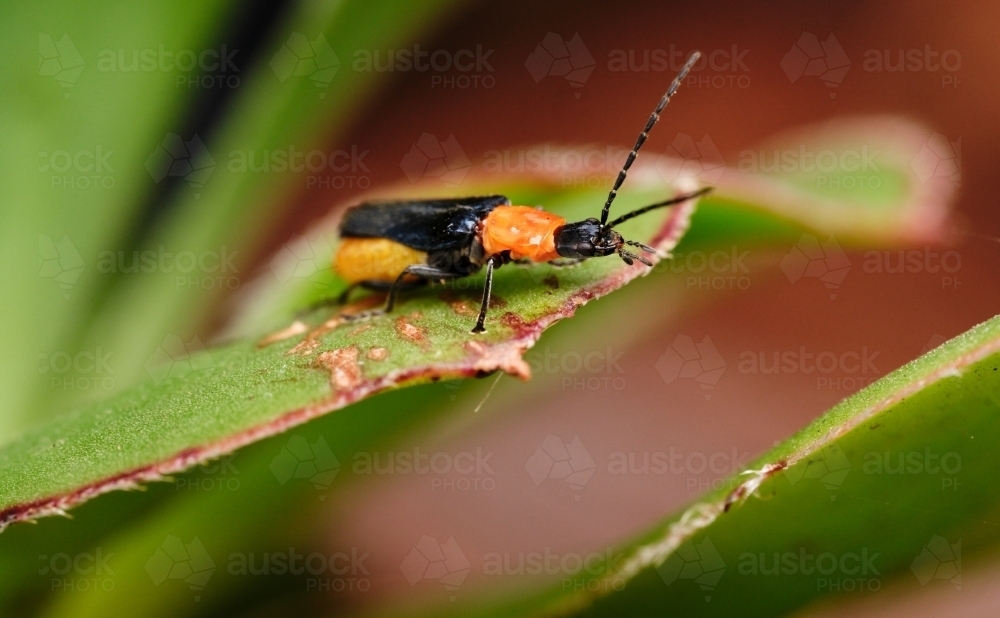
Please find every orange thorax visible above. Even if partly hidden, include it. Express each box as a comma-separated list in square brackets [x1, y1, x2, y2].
[481, 206, 564, 262]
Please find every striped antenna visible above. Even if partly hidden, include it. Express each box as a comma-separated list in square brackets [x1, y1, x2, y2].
[599, 51, 701, 227]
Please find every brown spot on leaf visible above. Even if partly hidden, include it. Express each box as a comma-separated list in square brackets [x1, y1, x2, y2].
[367, 347, 388, 361]
[442, 292, 476, 317]
[257, 320, 309, 348]
[462, 339, 530, 380]
[441, 290, 503, 316]
[500, 312, 526, 329]
[287, 316, 344, 356]
[314, 347, 362, 392]
[463, 340, 489, 356]
[723, 485, 747, 512]
[724, 460, 787, 512]
[395, 316, 428, 348]
[285, 296, 388, 357]
[543, 275, 560, 289]
[349, 324, 373, 337]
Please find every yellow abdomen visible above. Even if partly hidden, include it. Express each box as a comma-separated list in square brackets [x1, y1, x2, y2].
[333, 238, 426, 283]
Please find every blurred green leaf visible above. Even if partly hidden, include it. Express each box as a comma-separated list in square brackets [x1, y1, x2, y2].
[410, 315, 1000, 618]
[0, 116, 958, 617]
[5, 0, 467, 441]
[71, 0, 466, 410]
[0, 0, 237, 438]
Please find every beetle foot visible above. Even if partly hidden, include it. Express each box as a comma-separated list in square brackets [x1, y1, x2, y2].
[342, 309, 387, 322]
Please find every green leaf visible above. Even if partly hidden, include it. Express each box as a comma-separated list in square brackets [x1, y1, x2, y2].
[0, 118, 943, 615]
[15, 0, 467, 435]
[0, 0, 237, 437]
[0, 174, 698, 530]
[416, 315, 1000, 618]
[0, 112, 941, 525]
[69, 0, 467, 408]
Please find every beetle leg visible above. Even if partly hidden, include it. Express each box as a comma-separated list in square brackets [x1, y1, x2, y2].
[384, 265, 460, 313]
[472, 257, 499, 334]
[337, 282, 362, 305]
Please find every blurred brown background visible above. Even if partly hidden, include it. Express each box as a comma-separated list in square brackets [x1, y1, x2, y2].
[233, 0, 1000, 615]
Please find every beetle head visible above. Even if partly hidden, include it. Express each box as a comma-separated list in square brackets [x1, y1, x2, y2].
[554, 218, 653, 266]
